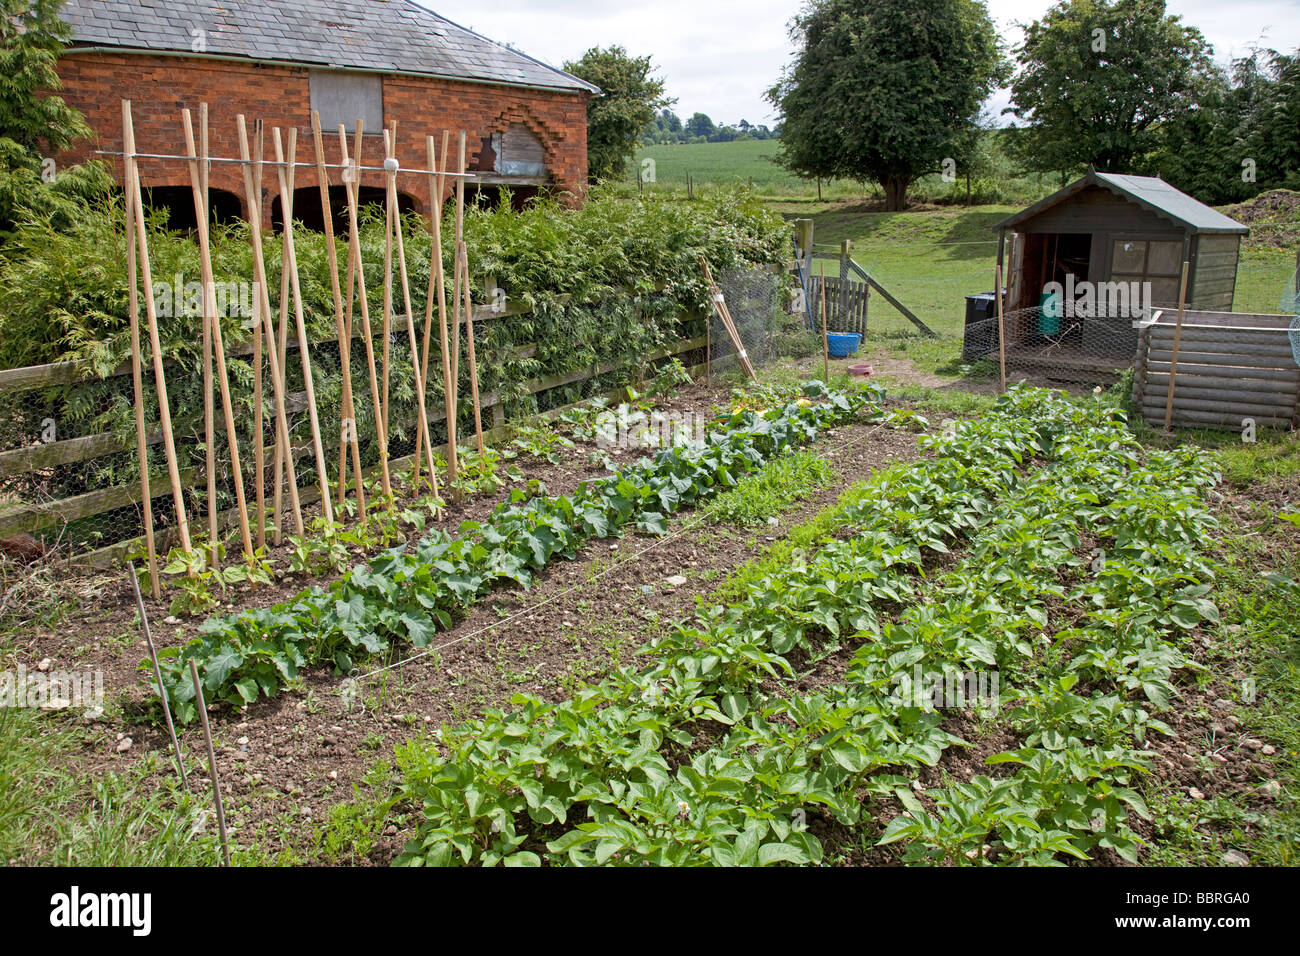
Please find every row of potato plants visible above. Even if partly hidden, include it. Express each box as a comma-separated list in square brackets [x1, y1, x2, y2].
[146, 382, 883, 724]
[877, 400, 1219, 863]
[391, 387, 1067, 864]
[391, 387, 1219, 866]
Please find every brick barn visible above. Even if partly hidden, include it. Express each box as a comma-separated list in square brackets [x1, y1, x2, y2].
[53, 0, 598, 226]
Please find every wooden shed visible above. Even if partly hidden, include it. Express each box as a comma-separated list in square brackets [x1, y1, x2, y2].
[993, 171, 1249, 381]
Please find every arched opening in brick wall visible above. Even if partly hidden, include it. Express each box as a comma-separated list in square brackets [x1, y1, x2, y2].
[468, 184, 540, 211]
[141, 185, 243, 232]
[478, 122, 548, 180]
[271, 186, 417, 233]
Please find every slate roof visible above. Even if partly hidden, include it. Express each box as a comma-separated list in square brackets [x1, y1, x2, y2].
[60, 0, 599, 94]
[997, 170, 1249, 235]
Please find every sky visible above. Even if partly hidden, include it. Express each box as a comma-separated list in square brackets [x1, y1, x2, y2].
[422, 0, 1300, 126]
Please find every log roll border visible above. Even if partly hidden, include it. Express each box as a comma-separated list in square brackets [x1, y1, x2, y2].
[1132, 309, 1300, 432]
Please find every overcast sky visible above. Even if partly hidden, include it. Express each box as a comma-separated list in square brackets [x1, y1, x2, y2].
[422, 0, 1300, 126]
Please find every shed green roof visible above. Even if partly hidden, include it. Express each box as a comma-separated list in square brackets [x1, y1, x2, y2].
[996, 171, 1249, 235]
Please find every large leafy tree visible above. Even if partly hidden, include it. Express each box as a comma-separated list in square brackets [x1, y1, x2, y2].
[766, 0, 1006, 210]
[1007, 0, 1211, 176]
[1156, 47, 1300, 203]
[1, 0, 101, 237]
[564, 46, 673, 184]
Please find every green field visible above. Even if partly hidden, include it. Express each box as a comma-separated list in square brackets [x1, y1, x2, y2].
[630, 135, 1064, 206]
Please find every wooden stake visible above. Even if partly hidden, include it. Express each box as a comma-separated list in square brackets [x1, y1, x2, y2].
[383, 128, 441, 500]
[311, 110, 366, 523]
[414, 133, 456, 488]
[251, 122, 266, 549]
[448, 133, 467, 456]
[130, 561, 186, 788]
[181, 109, 255, 564]
[1163, 260, 1192, 432]
[995, 262, 1008, 393]
[237, 115, 304, 536]
[198, 104, 216, 554]
[272, 128, 293, 541]
[338, 122, 393, 499]
[123, 124, 160, 598]
[122, 101, 193, 557]
[458, 241, 485, 453]
[188, 659, 231, 868]
[274, 126, 335, 523]
[379, 122, 395, 440]
[819, 263, 830, 382]
[699, 257, 756, 381]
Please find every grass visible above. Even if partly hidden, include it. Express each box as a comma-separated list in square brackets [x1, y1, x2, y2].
[0, 706, 213, 866]
[705, 448, 837, 527]
[708, 471, 904, 605]
[1142, 506, 1300, 866]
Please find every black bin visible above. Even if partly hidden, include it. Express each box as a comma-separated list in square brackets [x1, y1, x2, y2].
[963, 293, 997, 361]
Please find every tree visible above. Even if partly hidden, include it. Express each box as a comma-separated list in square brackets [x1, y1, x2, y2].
[1155, 46, 1300, 203]
[563, 46, 673, 183]
[1007, 0, 1212, 176]
[0, 0, 99, 236]
[684, 112, 716, 140]
[767, 0, 1006, 210]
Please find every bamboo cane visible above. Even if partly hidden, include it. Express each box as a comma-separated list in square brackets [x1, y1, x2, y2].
[123, 114, 160, 598]
[699, 257, 756, 381]
[122, 101, 193, 557]
[414, 133, 456, 487]
[272, 129, 293, 540]
[338, 122, 393, 499]
[380, 122, 397, 439]
[181, 109, 255, 564]
[130, 561, 186, 788]
[458, 241, 485, 453]
[189, 659, 231, 868]
[410, 135, 442, 489]
[449, 133, 466, 439]
[819, 263, 830, 383]
[274, 127, 335, 524]
[1163, 260, 1192, 432]
[251, 122, 266, 549]
[236, 115, 304, 536]
[198, 104, 216, 554]
[312, 110, 366, 523]
[338, 124, 363, 506]
[383, 129, 441, 500]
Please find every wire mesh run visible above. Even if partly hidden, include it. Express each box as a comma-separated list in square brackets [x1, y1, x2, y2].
[962, 305, 1143, 388]
[710, 267, 787, 375]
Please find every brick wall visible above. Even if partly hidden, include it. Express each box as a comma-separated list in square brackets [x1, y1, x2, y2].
[54, 51, 591, 222]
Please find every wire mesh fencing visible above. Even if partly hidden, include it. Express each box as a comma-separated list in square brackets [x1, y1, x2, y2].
[961, 304, 1143, 391]
[710, 266, 792, 376]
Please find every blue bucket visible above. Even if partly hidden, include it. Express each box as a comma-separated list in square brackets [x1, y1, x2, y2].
[826, 332, 861, 358]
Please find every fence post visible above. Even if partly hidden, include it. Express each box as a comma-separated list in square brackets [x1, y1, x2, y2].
[794, 219, 814, 275]
[839, 240, 851, 327]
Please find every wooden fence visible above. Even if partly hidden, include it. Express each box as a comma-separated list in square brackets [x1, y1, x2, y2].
[0, 296, 706, 566]
[1131, 309, 1300, 430]
[810, 274, 869, 336]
